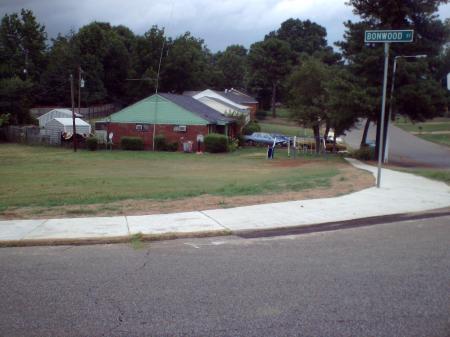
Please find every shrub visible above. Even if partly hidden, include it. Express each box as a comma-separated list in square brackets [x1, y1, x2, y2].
[242, 120, 261, 135]
[86, 136, 98, 151]
[255, 110, 267, 120]
[204, 133, 228, 153]
[154, 134, 178, 151]
[154, 134, 167, 151]
[121, 136, 144, 150]
[228, 138, 239, 152]
[166, 142, 178, 152]
[351, 146, 375, 161]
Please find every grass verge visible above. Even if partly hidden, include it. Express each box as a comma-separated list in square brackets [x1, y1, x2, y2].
[415, 133, 450, 147]
[0, 144, 373, 218]
[393, 167, 450, 185]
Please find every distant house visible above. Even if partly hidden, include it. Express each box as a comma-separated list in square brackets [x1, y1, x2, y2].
[37, 108, 82, 127]
[186, 89, 258, 120]
[106, 93, 236, 151]
[44, 118, 91, 145]
[196, 96, 250, 123]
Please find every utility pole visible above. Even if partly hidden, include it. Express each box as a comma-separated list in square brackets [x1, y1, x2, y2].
[152, 34, 166, 151]
[70, 74, 77, 152]
[384, 54, 427, 163]
[78, 66, 82, 116]
[376, 42, 389, 188]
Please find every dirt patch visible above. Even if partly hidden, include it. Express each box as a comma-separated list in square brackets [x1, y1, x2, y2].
[1, 163, 374, 220]
[270, 159, 322, 168]
[411, 131, 450, 135]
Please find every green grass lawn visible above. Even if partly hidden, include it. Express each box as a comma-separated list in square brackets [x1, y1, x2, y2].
[259, 122, 313, 137]
[416, 134, 450, 147]
[395, 167, 450, 185]
[395, 117, 450, 133]
[260, 107, 292, 119]
[0, 144, 343, 212]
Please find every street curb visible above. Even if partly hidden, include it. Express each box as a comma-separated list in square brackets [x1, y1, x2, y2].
[1, 208, 449, 248]
[0, 230, 231, 248]
[235, 207, 450, 239]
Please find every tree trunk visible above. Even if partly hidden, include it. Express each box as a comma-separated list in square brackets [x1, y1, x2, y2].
[313, 124, 321, 154]
[375, 115, 381, 160]
[360, 117, 371, 147]
[271, 81, 276, 118]
[381, 106, 391, 162]
[333, 132, 337, 153]
[323, 121, 330, 140]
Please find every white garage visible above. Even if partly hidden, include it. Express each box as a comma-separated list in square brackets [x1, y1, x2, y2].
[37, 108, 83, 127]
[44, 118, 91, 145]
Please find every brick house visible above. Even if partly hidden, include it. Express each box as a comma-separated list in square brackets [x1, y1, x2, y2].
[106, 93, 236, 151]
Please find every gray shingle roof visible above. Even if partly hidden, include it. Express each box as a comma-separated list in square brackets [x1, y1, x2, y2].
[182, 90, 201, 97]
[215, 89, 258, 104]
[159, 93, 234, 124]
[203, 96, 248, 112]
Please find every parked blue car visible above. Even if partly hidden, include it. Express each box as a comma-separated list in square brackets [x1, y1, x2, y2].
[270, 133, 292, 145]
[244, 132, 288, 146]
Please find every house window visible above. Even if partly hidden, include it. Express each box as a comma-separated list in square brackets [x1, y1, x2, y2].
[174, 125, 187, 132]
[136, 124, 151, 131]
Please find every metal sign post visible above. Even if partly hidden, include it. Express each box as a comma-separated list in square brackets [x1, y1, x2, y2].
[377, 42, 389, 188]
[364, 29, 414, 188]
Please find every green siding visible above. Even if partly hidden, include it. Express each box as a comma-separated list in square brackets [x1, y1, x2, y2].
[109, 94, 208, 125]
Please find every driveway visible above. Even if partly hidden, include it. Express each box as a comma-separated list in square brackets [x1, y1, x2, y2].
[344, 119, 450, 168]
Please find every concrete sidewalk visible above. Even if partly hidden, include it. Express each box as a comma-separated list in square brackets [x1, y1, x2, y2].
[1, 159, 449, 245]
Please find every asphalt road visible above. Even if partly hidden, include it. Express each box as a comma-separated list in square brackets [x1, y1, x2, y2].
[1, 216, 450, 337]
[344, 119, 450, 168]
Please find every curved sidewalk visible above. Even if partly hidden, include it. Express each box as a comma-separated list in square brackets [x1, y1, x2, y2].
[1, 159, 449, 245]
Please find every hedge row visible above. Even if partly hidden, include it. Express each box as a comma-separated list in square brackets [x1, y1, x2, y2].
[120, 136, 144, 150]
[204, 133, 228, 153]
[154, 134, 178, 152]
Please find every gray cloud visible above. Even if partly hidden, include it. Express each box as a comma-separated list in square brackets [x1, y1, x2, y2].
[0, 0, 448, 51]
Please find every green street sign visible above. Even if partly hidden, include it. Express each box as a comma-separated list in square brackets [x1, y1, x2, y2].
[365, 30, 414, 43]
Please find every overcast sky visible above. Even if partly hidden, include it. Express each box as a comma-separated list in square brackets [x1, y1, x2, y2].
[1, 0, 449, 52]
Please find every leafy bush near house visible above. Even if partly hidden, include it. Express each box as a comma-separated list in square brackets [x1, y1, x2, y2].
[204, 133, 228, 153]
[242, 120, 261, 135]
[227, 138, 239, 152]
[0, 113, 10, 127]
[255, 110, 267, 120]
[166, 142, 178, 152]
[154, 135, 167, 151]
[86, 136, 98, 151]
[121, 136, 144, 151]
[351, 146, 374, 161]
[154, 134, 178, 151]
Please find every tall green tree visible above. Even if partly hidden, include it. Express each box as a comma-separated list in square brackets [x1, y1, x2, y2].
[38, 33, 76, 105]
[215, 45, 247, 89]
[0, 9, 47, 123]
[267, 19, 327, 56]
[73, 22, 131, 104]
[288, 57, 330, 152]
[338, 0, 449, 155]
[161, 32, 210, 93]
[325, 67, 371, 149]
[127, 26, 165, 101]
[267, 18, 341, 65]
[394, 58, 447, 120]
[248, 38, 291, 117]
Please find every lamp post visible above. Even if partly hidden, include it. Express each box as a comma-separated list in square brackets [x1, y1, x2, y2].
[384, 54, 427, 163]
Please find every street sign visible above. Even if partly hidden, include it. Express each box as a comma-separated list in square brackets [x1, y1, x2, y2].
[365, 30, 414, 43]
[364, 29, 414, 188]
[447, 73, 450, 91]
